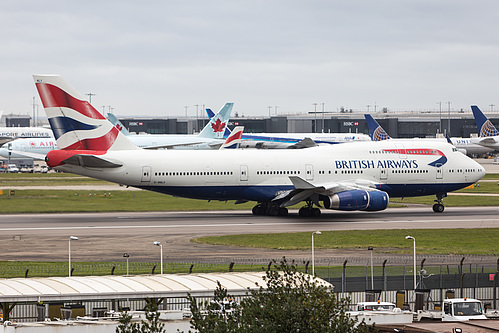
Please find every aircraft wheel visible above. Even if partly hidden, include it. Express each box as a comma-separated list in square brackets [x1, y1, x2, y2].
[299, 207, 311, 217]
[278, 207, 288, 216]
[252, 206, 259, 215]
[312, 208, 321, 217]
[432, 203, 444, 213]
[267, 206, 279, 216]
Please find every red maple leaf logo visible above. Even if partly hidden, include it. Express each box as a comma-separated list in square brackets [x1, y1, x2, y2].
[211, 119, 226, 132]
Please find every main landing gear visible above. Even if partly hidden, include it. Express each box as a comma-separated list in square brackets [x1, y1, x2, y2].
[432, 193, 447, 213]
[298, 201, 321, 217]
[252, 203, 288, 216]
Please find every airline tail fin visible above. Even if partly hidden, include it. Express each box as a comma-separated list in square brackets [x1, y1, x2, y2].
[220, 126, 244, 149]
[33, 75, 139, 151]
[107, 113, 131, 136]
[198, 102, 233, 139]
[205, 108, 216, 120]
[471, 105, 499, 137]
[364, 114, 391, 141]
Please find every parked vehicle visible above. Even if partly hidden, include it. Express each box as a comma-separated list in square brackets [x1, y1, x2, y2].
[416, 298, 487, 321]
[7, 164, 19, 173]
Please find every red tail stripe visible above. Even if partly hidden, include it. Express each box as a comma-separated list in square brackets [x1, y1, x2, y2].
[35, 83, 105, 120]
[62, 127, 119, 151]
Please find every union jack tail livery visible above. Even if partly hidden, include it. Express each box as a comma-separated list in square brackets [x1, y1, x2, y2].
[471, 105, 499, 137]
[365, 114, 391, 141]
[220, 126, 244, 149]
[34, 75, 139, 152]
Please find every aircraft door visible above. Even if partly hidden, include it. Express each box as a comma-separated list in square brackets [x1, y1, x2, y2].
[240, 165, 248, 181]
[305, 164, 314, 181]
[21, 144, 26, 152]
[380, 169, 388, 180]
[141, 166, 151, 182]
[395, 143, 407, 159]
[436, 164, 443, 179]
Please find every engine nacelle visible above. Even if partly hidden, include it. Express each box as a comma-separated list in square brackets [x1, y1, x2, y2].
[323, 190, 389, 211]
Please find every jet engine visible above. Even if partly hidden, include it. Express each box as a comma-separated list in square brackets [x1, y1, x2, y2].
[322, 189, 389, 211]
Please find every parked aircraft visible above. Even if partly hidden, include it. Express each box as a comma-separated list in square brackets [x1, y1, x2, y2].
[471, 105, 499, 150]
[0, 137, 56, 160]
[206, 109, 370, 148]
[365, 114, 493, 155]
[36, 75, 485, 216]
[104, 103, 233, 149]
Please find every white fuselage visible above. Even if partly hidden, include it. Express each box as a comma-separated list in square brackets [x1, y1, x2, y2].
[238, 132, 371, 148]
[0, 138, 57, 159]
[52, 140, 484, 203]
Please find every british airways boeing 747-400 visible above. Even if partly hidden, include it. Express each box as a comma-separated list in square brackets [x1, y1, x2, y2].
[36, 75, 485, 216]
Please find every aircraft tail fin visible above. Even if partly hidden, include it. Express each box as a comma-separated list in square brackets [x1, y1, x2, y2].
[33, 75, 139, 151]
[471, 105, 499, 137]
[365, 114, 391, 141]
[205, 108, 215, 120]
[107, 113, 131, 136]
[198, 102, 233, 139]
[220, 126, 244, 149]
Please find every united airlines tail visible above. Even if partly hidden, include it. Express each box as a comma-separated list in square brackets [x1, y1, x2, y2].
[34, 75, 139, 152]
[198, 103, 233, 139]
[364, 114, 391, 141]
[471, 105, 499, 137]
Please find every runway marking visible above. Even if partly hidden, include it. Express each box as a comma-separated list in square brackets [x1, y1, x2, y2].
[0, 218, 498, 231]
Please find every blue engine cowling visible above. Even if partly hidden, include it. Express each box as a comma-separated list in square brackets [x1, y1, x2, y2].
[323, 190, 389, 211]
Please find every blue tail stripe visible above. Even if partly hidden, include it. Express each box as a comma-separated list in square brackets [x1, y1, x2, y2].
[48, 117, 99, 139]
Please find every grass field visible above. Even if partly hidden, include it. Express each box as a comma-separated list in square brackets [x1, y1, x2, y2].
[193, 228, 499, 255]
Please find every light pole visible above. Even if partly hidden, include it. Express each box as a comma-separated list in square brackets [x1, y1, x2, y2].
[68, 236, 78, 277]
[406, 236, 416, 290]
[153, 241, 163, 274]
[437, 102, 442, 134]
[368, 246, 374, 289]
[123, 253, 130, 275]
[312, 231, 321, 275]
[313, 103, 318, 133]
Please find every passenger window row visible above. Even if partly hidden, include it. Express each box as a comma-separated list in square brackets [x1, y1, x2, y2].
[154, 171, 234, 176]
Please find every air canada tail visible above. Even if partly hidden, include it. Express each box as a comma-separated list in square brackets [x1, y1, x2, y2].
[198, 103, 233, 139]
[33, 75, 139, 151]
[471, 105, 499, 137]
[364, 114, 391, 141]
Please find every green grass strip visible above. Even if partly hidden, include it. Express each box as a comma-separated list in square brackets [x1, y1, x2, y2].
[193, 228, 499, 255]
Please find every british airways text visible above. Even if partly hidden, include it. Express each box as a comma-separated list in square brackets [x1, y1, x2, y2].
[335, 159, 419, 169]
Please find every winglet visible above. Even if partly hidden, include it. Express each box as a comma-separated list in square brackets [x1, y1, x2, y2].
[365, 114, 391, 141]
[471, 105, 499, 137]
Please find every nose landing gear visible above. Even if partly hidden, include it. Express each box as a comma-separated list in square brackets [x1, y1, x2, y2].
[432, 193, 447, 213]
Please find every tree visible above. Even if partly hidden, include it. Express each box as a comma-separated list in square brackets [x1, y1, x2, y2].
[116, 299, 165, 333]
[187, 258, 372, 333]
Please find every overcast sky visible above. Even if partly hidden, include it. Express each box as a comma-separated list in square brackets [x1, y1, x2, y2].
[2, 0, 499, 118]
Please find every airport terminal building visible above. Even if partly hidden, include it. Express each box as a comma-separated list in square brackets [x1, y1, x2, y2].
[3, 109, 499, 139]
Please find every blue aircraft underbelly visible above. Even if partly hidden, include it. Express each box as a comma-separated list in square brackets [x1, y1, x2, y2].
[137, 182, 474, 202]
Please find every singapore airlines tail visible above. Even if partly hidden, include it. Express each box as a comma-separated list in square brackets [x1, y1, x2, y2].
[365, 114, 391, 141]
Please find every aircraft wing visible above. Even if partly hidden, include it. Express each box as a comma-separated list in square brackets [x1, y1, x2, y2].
[286, 138, 318, 149]
[141, 141, 206, 149]
[475, 137, 498, 145]
[274, 176, 380, 207]
[3, 150, 47, 160]
[0, 137, 13, 145]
